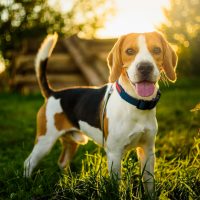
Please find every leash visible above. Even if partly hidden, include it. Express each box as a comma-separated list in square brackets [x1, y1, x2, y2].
[101, 84, 113, 147]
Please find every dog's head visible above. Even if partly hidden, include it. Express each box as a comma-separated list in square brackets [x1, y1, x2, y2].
[107, 32, 178, 97]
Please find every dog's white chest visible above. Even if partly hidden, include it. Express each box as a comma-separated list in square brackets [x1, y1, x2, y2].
[106, 91, 158, 150]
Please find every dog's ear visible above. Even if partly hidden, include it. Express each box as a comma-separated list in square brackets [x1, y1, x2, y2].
[160, 33, 178, 82]
[107, 36, 125, 82]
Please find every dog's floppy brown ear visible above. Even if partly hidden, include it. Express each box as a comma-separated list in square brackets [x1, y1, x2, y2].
[160, 34, 178, 82]
[107, 36, 125, 82]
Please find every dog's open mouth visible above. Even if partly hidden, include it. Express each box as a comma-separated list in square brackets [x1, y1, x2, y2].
[135, 81, 155, 97]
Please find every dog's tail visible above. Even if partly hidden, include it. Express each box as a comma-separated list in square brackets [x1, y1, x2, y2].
[35, 33, 58, 98]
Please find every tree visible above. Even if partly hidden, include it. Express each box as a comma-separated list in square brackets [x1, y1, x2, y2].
[0, 0, 114, 73]
[159, 0, 200, 76]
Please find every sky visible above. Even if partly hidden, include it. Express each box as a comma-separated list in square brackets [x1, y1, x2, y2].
[48, 0, 170, 38]
[97, 0, 170, 38]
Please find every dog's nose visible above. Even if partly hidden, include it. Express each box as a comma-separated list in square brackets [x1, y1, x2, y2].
[137, 62, 153, 75]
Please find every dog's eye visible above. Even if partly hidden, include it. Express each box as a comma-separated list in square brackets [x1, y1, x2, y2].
[153, 47, 162, 54]
[125, 48, 136, 55]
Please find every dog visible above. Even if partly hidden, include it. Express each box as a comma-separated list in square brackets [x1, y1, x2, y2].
[24, 32, 177, 194]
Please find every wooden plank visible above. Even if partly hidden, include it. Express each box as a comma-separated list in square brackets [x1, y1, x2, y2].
[79, 37, 116, 52]
[94, 59, 109, 81]
[11, 36, 117, 92]
[19, 80, 87, 93]
[15, 54, 78, 74]
[21, 37, 115, 54]
[13, 74, 87, 85]
[71, 35, 93, 59]
[62, 38, 105, 86]
[22, 39, 67, 54]
[68, 35, 109, 83]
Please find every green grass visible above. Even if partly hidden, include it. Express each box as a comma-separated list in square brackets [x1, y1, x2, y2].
[0, 77, 200, 200]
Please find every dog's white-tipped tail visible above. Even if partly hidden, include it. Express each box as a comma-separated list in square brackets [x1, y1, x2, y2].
[35, 33, 58, 98]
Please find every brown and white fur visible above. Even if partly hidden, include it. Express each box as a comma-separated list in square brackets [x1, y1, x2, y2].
[24, 32, 177, 195]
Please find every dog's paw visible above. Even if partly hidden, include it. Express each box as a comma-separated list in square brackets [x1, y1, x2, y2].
[23, 158, 33, 178]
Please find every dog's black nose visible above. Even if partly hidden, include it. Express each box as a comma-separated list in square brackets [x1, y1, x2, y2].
[137, 62, 153, 75]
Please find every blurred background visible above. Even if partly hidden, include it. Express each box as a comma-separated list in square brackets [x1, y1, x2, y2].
[0, 0, 200, 92]
[0, 1, 200, 198]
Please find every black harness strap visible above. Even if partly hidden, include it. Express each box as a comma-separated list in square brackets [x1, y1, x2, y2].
[101, 84, 113, 147]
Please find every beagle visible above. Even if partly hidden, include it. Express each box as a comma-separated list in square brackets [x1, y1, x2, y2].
[24, 32, 177, 194]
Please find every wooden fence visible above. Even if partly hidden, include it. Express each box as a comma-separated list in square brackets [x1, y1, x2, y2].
[10, 35, 116, 92]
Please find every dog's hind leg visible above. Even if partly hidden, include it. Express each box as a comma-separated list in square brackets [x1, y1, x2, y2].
[58, 135, 79, 169]
[24, 103, 65, 177]
[58, 130, 89, 169]
[24, 104, 48, 177]
[24, 131, 61, 177]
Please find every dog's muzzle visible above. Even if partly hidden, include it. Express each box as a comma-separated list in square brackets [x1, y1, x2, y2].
[137, 62, 154, 80]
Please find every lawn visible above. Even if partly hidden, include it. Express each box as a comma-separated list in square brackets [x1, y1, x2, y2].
[0, 77, 199, 200]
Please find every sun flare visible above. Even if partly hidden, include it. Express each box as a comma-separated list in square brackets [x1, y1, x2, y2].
[97, 0, 170, 38]
[0, 60, 5, 74]
[49, 0, 170, 38]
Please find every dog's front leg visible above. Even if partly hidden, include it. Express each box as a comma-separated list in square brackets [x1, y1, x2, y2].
[137, 144, 155, 196]
[107, 150, 122, 179]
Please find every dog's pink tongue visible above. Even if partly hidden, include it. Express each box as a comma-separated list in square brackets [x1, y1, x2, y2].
[135, 82, 155, 97]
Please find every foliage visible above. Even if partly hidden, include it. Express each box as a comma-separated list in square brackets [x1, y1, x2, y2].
[0, 0, 62, 62]
[0, 0, 113, 72]
[0, 78, 200, 199]
[160, 0, 200, 76]
[191, 102, 200, 112]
